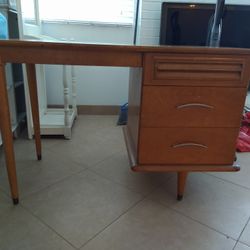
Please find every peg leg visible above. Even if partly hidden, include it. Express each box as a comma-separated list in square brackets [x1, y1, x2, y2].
[26, 64, 42, 160]
[0, 63, 19, 204]
[177, 171, 188, 201]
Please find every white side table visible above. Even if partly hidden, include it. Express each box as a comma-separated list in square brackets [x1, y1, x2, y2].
[24, 35, 78, 139]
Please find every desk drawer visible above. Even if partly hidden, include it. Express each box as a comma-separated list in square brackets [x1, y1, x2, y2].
[144, 54, 247, 87]
[141, 86, 246, 127]
[138, 128, 238, 165]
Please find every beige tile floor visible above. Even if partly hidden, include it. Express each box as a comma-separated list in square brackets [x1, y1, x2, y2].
[0, 115, 250, 250]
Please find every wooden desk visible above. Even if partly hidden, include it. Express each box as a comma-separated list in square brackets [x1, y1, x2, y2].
[1, 40, 250, 204]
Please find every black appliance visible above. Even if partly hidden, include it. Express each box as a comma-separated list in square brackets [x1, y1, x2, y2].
[160, 2, 250, 48]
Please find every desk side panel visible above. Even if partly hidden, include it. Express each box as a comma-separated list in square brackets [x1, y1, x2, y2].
[126, 68, 142, 163]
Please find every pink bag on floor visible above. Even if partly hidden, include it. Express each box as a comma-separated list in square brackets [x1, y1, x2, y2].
[236, 125, 250, 152]
[241, 112, 250, 126]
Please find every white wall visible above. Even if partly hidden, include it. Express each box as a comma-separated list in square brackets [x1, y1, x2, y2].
[42, 22, 134, 105]
[138, 0, 250, 45]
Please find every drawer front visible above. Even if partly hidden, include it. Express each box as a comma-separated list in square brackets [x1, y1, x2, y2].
[138, 128, 238, 165]
[144, 54, 248, 87]
[141, 86, 246, 127]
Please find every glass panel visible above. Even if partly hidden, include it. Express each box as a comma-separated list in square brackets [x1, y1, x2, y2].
[39, 0, 134, 24]
[20, 0, 36, 23]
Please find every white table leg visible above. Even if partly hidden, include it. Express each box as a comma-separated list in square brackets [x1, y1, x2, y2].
[63, 65, 71, 139]
[71, 65, 77, 117]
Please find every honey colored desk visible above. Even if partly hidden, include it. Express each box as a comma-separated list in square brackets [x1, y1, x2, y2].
[1, 40, 250, 204]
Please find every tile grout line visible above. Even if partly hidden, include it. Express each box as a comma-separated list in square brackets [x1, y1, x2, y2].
[1, 166, 88, 200]
[17, 151, 155, 249]
[205, 173, 250, 192]
[236, 242, 250, 249]
[88, 166, 171, 197]
[0, 132, 125, 201]
[80, 168, 250, 249]
[89, 168, 145, 196]
[86, 147, 175, 197]
[0, 122, 125, 200]
[4, 119, 128, 249]
[83, 148, 126, 170]
[20, 148, 123, 199]
[16, 167, 148, 249]
[46, 137, 125, 172]
[15, 148, 122, 200]
[78, 195, 148, 249]
[80, 147, 152, 196]
[1, 145, 133, 204]
[232, 240, 238, 250]
[74, 184, 174, 249]
[18, 203, 78, 250]
[146, 195, 239, 242]
[1, 144, 162, 203]
[22, 169, 88, 199]
[151, 176, 241, 241]
[233, 216, 250, 249]
[76, 174, 166, 249]
[1, 148, 120, 201]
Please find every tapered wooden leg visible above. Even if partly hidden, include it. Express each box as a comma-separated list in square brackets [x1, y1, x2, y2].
[26, 64, 41, 160]
[0, 63, 19, 204]
[177, 171, 188, 201]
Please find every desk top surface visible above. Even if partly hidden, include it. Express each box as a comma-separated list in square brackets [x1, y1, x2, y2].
[1, 39, 250, 67]
[1, 39, 250, 55]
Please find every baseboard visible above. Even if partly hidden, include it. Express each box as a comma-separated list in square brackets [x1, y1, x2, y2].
[48, 105, 120, 115]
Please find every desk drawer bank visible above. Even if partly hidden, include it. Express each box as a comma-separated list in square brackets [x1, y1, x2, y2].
[124, 51, 250, 200]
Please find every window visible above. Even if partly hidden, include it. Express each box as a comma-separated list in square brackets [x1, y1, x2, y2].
[39, 0, 135, 25]
[20, 0, 36, 22]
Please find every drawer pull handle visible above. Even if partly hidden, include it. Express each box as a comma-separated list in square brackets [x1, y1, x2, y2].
[177, 103, 214, 109]
[172, 143, 208, 149]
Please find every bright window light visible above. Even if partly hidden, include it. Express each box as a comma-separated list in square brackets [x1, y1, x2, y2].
[39, 0, 135, 25]
[21, 0, 36, 20]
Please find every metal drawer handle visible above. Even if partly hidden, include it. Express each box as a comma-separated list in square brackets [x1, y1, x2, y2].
[176, 103, 214, 109]
[172, 143, 208, 149]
